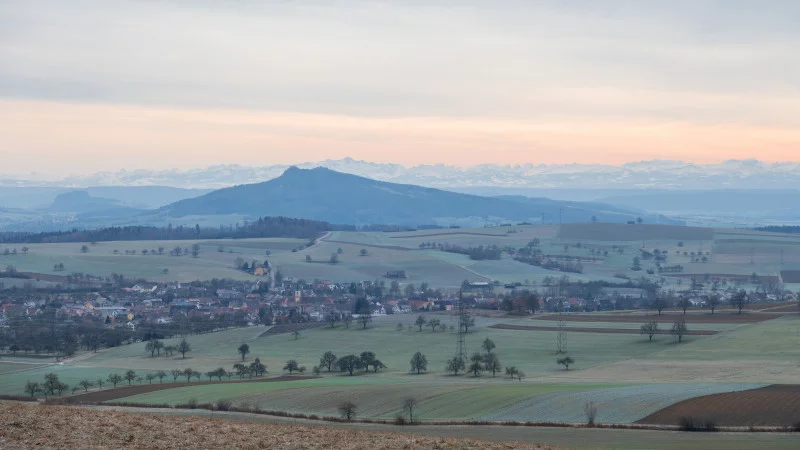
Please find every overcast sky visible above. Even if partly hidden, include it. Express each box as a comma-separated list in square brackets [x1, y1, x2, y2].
[1, 0, 799, 175]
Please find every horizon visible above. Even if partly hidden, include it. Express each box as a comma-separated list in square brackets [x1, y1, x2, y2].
[3, 1, 800, 175]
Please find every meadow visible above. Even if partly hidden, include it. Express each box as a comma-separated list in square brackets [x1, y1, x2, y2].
[4, 311, 798, 425]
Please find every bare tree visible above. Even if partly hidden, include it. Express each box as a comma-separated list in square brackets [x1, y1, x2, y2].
[706, 294, 720, 315]
[671, 319, 688, 343]
[403, 397, 418, 424]
[584, 401, 597, 426]
[640, 321, 659, 342]
[730, 289, 749, 314]
[339, 401, 357, 420]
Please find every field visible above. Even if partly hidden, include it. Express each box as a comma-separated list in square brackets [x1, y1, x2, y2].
[0, 401, 553, 449]
[639, 385, 800, 427]
[4, 310, 799, 430]
[5, 223, 800, 288]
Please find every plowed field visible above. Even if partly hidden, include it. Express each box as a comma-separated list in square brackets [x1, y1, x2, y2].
[536, 313, 780, 324]
[489, 324, 717, 335]
[638, 384, 800, 427]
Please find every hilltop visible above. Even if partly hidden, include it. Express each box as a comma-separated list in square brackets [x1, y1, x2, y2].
[157, 167, 674, 227]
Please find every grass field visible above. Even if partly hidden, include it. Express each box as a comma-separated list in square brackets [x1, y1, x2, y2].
[5, 223, 800, 288]
[3, 310, 796, 426]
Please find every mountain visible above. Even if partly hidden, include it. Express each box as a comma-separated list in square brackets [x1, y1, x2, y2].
[5, 158, 800, 190]
[157, 167, 677, 227]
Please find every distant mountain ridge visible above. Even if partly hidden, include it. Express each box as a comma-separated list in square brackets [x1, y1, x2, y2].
[3, 158, 800, 190]
[156, 166, 678, 227]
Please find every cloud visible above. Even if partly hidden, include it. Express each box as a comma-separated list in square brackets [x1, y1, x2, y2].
[1, 0, 799, 172]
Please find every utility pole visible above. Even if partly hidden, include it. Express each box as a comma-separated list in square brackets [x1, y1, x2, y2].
[455, 291, 467, 362]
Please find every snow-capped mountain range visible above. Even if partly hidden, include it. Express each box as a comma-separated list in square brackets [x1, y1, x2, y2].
[3, 158, 800, 190]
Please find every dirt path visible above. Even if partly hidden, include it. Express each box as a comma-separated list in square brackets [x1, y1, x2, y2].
[489, 324, 718, 335]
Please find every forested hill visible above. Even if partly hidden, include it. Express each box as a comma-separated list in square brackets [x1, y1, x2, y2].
[0, 216, 335, 244]
[159, 166, 675, 226]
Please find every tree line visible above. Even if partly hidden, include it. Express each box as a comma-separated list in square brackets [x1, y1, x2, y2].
[0, 216, 336, 244]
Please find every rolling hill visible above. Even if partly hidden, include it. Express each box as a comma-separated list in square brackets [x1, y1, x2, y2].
[157, 167, 678, 227]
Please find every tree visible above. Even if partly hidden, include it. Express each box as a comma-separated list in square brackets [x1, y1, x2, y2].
[671, 319, 688, 343]
[415, 315, 427, 331]
[293, 330, 301, 340]
[107, 373, 123, 388]
[410, 352, 428, 374]
[515, 370, 525, 381]
[177, 339, 191, 358]
[707, 293, 721, 315]
[170, 369, 182, 382]
[652, 293, 671, 315]
[320, 351, 338, 372]
[481, 338, 496, 355]
[339, 401, 357, 420]
[124, 369, 137, 385]
[403, 397, 418, 424]
[445, 356, 465, 375]
[326, 312, 340, 328]
[677, 296, 691, 315]
[21, 246, 29, 254]
[360, 351, 376, 371]
[250, 358, 267, 377]
[585, 401, 598, 426]
[164, 346, 176, 358]
[730, 289, 749, 314]
[404, 283, 415, 298]
[484, 353, 502, 377]
[156, 370, 167, 383]
[238, 343, 250, 361]
[342, 314, 353, 329]
[640, 321, 659, 342]
[426, 318, 441, 332]
[337, 355, 361, 375]
[505, 366, 519, 379]
[631, 256, 642, 271]
[233, 363, 249, 379]
[145, 339, 163, 357]
[283, 359, 300, 374]
[191, 243, 200, 258]
[95, 378, 104, 389]
[557, 356, 574, 370]
[43, 374, 61, 396]
[330, 253, 339, 264]
[360, 248, 368, 256]
[80, 245, 89, 253]
[468, 352, 484, 377]
[183, 368, 195, 382]
[358, 310, 372, 329]
[24, 381, 41, 398]
[305, 255, 312, 262]
[145, 373, 156, 384]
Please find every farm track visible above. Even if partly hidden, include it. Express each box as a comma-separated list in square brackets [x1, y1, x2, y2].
[389, 232, 509, 239]
[638, 384, 800, 427]
[323, 239, 411, 251]
[535, 312, 784, 324]
[489, 324, 718, 335]
[65, 376, 315, 403]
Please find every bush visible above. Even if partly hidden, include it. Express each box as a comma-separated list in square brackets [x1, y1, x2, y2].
[187, 398, 198, 409]
[215, 399, 233, 411]
[394, 414, 407, 426]
[679, 416, 717, 432]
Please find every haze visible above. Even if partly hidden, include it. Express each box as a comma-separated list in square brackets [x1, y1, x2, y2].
[1, 0, 799, 175]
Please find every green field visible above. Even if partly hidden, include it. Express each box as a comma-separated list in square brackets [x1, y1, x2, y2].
[4, 223, 800, 287]
[4, 312, 798, 425]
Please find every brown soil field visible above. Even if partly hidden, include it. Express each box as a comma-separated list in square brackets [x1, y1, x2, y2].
[66, 376, 314, 403]
[638, 385, 800, 427]
[557, 223, 714, 241]
[0, 401, 554, 449]
[781, 270, 800, 283]
[536, 312, 782, 324]
[489, 324, 718, 335]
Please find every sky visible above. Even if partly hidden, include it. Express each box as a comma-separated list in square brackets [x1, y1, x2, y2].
[1, 0, 799, 175]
